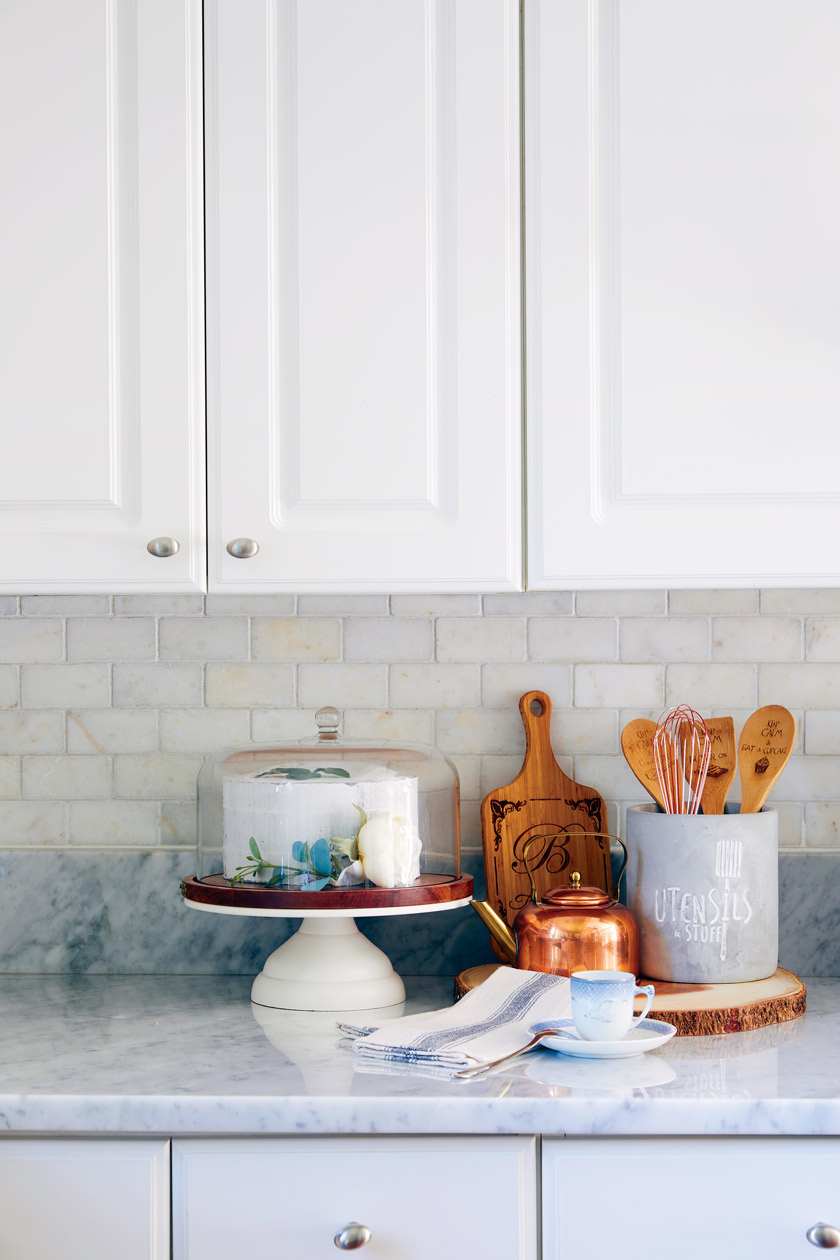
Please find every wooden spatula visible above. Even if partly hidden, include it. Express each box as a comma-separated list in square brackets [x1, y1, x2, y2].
[697, 716, 737, 814]
[621, 718, 667, 811]
[738, 705, 796, 813]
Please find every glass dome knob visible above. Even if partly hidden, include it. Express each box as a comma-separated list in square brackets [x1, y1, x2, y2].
[314, 706, 341, 741]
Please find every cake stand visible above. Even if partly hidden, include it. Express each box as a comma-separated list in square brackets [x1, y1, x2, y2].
[181, 874, 473, 1011]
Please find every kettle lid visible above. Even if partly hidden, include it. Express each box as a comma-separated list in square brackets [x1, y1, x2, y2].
[542, 870, 613, 908]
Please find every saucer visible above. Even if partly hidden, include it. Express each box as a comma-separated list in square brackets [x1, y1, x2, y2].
[530, 1018, 677, 1059]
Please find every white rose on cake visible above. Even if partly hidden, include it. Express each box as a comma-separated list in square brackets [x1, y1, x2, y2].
[357, 813, 422, 888]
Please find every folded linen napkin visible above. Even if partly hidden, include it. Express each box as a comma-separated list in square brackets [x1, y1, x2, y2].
[338, 967, 571, 1076]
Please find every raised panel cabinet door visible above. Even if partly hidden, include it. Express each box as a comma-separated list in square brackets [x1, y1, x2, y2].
[0, 1138, 169, 1260]
[206, 0, 521, 592]
[543, 1137, 840, 1258]
[526, 0, 840, 589]
[0, 0, 205, 592]
[173, 1135, 538, 1259]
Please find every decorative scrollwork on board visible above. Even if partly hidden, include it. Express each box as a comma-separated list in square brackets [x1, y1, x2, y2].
[566, 795, 603, 832]
[490, 798, 526, 852]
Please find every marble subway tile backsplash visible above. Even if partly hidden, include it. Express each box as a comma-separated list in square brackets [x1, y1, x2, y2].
[1, 589, 840, 855]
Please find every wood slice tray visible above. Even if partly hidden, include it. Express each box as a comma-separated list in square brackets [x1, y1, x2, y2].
[182, 872, 473, 912]
[455, 963, 806, 1036]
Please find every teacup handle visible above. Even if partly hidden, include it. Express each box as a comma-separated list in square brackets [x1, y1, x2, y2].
[630, 984, 655, 1027]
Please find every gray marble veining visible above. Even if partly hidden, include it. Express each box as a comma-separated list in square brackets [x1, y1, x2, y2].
[0, 850, 495, 977]
[0, 973, 840, 1138]
[778, 854, 840, 975]
[0, 849, 834, 978]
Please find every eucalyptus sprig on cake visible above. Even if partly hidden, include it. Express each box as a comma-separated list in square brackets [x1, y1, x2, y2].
[229, 823, 366, 891]
[253, 766, 351, 781]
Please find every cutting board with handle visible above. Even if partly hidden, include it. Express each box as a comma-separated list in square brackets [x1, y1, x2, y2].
[480, 691, 613, 961]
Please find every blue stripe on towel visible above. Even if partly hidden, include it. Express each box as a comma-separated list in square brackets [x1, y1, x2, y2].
[412, 973, 561, 1052]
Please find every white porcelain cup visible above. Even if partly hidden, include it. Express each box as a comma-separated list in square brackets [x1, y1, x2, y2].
[570, 970, 655, 1042]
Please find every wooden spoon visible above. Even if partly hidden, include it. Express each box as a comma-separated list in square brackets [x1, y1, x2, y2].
[696, 716, 737, 815]
[621, 718, 667, 811]
[738, 705, 796, 813]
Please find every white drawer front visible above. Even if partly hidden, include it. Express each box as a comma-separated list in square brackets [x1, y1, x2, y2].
[0, 1138, 169, 1260]
[174, 1135, 537, 1259]
[544, 1137, 840, 1259]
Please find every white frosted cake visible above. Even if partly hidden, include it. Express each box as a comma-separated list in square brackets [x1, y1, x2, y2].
[222, 761, 421, 889]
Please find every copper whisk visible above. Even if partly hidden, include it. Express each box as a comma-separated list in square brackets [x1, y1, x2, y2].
[653, 705, 712, 814]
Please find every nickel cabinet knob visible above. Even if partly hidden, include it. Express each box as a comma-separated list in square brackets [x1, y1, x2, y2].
[146, 537, 180, 558]
[807, 1223, 840, 1248]
[226, 537, 260, 559]
[333, 1221, 372, 1250]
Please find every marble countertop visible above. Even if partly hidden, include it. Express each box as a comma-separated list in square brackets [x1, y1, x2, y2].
[2, 974, 840, 1138]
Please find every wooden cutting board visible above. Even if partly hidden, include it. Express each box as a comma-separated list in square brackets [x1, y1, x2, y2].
[480, 691, 613, 961]
[455, 964, 806, 1036]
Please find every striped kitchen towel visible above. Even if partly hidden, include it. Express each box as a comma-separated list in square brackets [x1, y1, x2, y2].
[338, 967, 570, 1075]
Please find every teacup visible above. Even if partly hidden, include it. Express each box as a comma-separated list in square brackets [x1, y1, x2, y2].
[570, 970, 655, 1042]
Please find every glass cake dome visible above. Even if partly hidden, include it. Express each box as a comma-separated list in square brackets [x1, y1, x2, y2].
[194, 707, 461, 896]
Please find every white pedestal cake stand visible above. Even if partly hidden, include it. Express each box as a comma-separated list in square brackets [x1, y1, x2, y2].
[181, 874, 473, 1012]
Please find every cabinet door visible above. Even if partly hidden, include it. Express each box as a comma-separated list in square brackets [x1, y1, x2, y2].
[526, 0, 840, 589]
[544, 1137, 840, 1258]
[206, 0, 521, 593]
[0, 1138, 169, 1260]
[174, 1136, 537, 1259]
[0, 0, 205, 592]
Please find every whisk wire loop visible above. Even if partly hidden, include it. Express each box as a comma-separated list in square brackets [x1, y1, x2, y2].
[652, 705, 712, 814]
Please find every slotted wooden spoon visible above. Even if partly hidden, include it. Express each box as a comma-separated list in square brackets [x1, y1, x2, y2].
[738, 705, 796, 813]
[696, 716, 737, 814]
[621, 718, 667, 811]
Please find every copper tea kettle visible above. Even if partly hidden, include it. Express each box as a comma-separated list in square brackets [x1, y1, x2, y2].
[471, 834, 639, 976]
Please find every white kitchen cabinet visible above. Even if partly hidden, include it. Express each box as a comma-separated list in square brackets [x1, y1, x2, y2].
[205, 0, 521, 593]
[0, 1138, 169, 1260]
[13, 0, 840, 597]
[0, 0, 205, 593]
[525, 0, 840, 590]
[173, 1135, 537, 1258]
[543, 1137, 840, 1257]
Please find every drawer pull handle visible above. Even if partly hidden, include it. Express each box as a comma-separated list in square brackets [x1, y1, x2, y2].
[334, 1221, 371, 1250]
[807, 1223, 840, 1248]
[146, 536, 180, 558]
[226, 537, 259, 559]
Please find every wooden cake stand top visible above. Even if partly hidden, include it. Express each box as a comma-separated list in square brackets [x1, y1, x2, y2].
[182, 872, 473, 915]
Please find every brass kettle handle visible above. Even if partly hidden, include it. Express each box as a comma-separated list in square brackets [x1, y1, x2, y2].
[521, 832, 628, 902]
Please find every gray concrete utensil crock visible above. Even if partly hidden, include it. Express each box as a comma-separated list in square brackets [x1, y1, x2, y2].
[625, 803, 778, 984]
